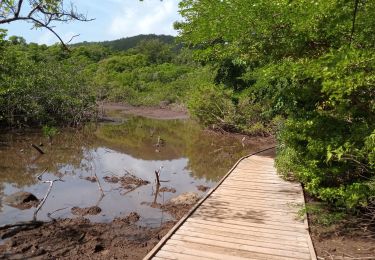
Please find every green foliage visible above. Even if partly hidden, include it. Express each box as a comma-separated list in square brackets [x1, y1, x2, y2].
[274, 49, 375, 208]
[73, 34, 175, 52]
[188, 83, 235, 130]
[132, 39, 175, 64]
[42, 125, 58, 138]
[177, 0, 375, 209]
[0, 32, 196, 127]
[0, 35, 96, 127]
[89, 44, 198, 106]
[298, 203, 346, 226]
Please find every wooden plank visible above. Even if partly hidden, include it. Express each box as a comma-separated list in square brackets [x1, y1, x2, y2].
[226, 178, 286, 184]
[161, 243, 250, 260]
[200, 201, 302, 214]
[190, 215, 307, 232]
[164, 240, 300, 260]
[228, 173, 281, 178]
[174, 228, 310, 253]
[186, 218, 308, 237]
[210, 193, 303, 203]
[164, 240, 297, 260]
[211, 190, 302, 199]
[169, 234, 311, 259]
[204, 200, 302, 210]
[182, 221, 308, 242]
[208, 191, 300, 199]
[218, 187, 302, 195]
[220, 183, 301, 189]
[213, 189, 302, 198]
[225, 180, 291, 186]
[195, 207, 302, 224]
[176, 225, 307, 247]
[220, 185, 302, 191]
[197, 203, 301, 217]
[156, 250, 212, 260]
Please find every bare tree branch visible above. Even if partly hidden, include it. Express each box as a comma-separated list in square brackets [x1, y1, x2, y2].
[0, 0, 94, 49]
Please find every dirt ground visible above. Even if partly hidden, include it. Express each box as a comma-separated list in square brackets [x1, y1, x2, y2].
[0, 211, 186, 260]
[309, 214, 375, 259]
[100, 102, 189, 120]
[2, 201, 374, 260]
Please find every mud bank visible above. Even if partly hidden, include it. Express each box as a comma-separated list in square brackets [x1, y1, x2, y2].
[100, 102, 189, 120]
[0, 210, 187, 260]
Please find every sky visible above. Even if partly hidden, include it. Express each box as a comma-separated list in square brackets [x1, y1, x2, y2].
[2, 0, 181, 45]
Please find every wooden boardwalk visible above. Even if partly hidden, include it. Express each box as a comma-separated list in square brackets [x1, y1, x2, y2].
[144, 149, 317, 260]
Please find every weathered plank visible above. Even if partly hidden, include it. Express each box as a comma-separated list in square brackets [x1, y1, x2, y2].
[144, 149, 317, 260]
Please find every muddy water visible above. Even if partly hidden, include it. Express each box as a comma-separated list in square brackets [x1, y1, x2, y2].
[0, 115, 266, 228]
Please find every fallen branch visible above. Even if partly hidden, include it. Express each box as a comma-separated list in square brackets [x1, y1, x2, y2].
[33, 178, 64, 221]
[47, 207, 68, 221]
[31, 143, 45, 155]
[36, 168, 48, 180]
[93, 170, 104, 196]
[121, 184, 142, 196]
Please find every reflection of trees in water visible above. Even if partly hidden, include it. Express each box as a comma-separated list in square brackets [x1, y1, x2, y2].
[0, 117, 262, 191]
[95, 117, 195, 160]
[95, 117, 254, 182]
[185, 131, 255, 181]
[0, 129, 96, 188]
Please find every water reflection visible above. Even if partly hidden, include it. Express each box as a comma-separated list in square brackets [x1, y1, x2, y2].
[0, 116, 264, 226]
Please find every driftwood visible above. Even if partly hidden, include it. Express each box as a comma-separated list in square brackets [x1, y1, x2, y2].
[121, 184, 143, 196]
[31, 143, 45, 154]
[33, 178, 64, 221]
[47, 207, 68, 221]
[90, 162, 104, 196]
[93, 170, 104, 196]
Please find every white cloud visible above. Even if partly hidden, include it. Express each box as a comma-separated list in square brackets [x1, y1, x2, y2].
[108, 0, 180, 38]
[37, 31, 56, 45]
[36, 30, 78, 45]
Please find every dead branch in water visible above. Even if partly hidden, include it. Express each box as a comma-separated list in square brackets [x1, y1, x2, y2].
[33, 177, 64, 221]
[89, 159, 105, 197]
[154, 166, 163, 185]
[47, 207, 68, 221]
[93, 169, 104, 196]
[31, 143, 45, 155]
[95, 194, 105, 206]
[154, 170, 160, 184]
[121, 184, 143, 196]
[37, 168, 48, 180]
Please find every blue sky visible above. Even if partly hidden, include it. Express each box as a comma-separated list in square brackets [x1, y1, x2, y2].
[2, 0, 181, 44]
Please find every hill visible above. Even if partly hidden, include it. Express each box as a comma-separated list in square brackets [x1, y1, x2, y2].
[73, 34, 175, 51]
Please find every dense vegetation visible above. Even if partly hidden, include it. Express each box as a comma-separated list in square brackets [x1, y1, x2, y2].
[176, 0, 375, 211]
[73, 34, 175, 52]
[0, 31, 96, 127]
[0, 33, 203, 127]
